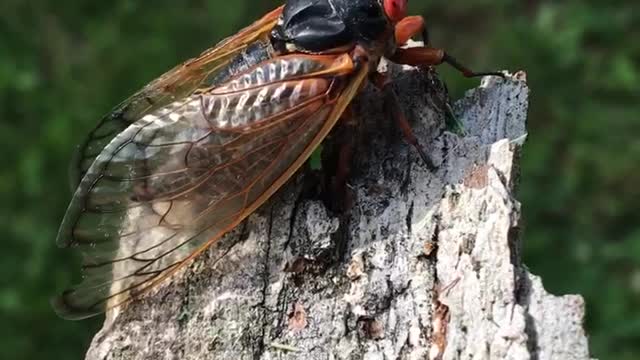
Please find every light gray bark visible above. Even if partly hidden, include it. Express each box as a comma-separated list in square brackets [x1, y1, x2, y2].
[85, 64, 591, 360]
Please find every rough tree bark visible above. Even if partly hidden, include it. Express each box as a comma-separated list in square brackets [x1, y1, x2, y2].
[85, 62, 591, 360]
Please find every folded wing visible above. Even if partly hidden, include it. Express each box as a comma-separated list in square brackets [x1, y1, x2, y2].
[54, 52, 367, 319]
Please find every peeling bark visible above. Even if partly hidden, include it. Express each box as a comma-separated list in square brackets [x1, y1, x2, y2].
[85, 64, 591, 360]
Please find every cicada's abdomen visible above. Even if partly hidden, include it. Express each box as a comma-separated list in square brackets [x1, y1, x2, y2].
[206, 41, 274, 87]
[201, 55, 343, 129]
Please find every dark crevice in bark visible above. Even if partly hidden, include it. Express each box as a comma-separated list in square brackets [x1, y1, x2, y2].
[405, 200, 414, 237]
[517, 274, 539, 360]
[255, 204, 276, 360]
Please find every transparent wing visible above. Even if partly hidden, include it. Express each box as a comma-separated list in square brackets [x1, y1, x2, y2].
[71, 6, 284, 188]
[53, 52, 367, 319]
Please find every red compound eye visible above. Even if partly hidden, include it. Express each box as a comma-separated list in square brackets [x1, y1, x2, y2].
[383, 0, 408, 22]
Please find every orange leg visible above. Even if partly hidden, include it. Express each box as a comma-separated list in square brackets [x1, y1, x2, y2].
[371, 72, 436, 170]
[395, 16, 429, 45]
[389, 47, 504, 78]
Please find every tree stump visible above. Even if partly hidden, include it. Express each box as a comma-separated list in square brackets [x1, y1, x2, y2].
[85, 64, 591, 360]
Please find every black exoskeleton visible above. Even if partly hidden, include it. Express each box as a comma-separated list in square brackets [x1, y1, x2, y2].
[271, 0, 392, 53]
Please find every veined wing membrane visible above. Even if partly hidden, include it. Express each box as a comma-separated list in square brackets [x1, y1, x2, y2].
[53, 52, 367, 319]
[71, 6, 284, 187]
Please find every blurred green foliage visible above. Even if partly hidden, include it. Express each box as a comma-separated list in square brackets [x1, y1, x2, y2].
[0, 0, 638, 359]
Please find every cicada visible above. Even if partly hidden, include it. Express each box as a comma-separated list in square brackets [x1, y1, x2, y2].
[53, 0, 501, 319]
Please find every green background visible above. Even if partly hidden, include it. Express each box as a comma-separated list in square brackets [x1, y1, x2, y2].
[1, 0, 638, 359]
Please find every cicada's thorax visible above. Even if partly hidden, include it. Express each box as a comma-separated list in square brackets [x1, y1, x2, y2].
[270, 0, 396, 64]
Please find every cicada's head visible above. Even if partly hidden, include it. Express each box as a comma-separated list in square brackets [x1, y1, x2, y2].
[271, 0, 408, 56]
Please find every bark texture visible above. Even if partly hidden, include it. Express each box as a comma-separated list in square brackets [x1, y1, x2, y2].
[85, 64, 591, 360]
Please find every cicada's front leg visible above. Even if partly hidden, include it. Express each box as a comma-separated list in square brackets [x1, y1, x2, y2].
[394, 15, 429, 45]
[392, 18, 503, 78]
[324, 105, 358, 213]
[320, 45, 372, 212]
[370, 72, 436, 170]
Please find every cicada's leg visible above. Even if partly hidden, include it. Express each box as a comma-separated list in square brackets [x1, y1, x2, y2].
[331, 106, 358, 212]
[390, 47, 504, 78]
[371, 72, 436, 170]
[395, 15, 429, 45]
